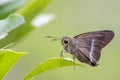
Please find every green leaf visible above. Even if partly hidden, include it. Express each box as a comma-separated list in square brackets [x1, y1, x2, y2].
[0, 0, 26, 19]
[17, 0, 52, 22]
[24, 57, 83, 80]
[0, 0, 52, 48]
[0, 13, 25, 40]
[0, 49, 27, 80]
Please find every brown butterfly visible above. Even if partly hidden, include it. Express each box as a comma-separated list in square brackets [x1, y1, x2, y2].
[60, 30, 114, 66]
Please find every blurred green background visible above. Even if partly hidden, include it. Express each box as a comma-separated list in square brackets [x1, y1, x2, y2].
[3, 0, 120, 80]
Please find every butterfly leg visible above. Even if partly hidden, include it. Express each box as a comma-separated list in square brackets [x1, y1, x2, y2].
[60, 50, 65, 58]
[73, 52, 77, 69]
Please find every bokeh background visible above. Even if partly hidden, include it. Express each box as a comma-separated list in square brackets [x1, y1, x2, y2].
[3, 0, 120, 80]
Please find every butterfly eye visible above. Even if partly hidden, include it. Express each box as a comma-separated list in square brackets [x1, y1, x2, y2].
[63, 39, 69, 44]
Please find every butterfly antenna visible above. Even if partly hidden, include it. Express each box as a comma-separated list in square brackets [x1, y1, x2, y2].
[46, 36, 61, 41]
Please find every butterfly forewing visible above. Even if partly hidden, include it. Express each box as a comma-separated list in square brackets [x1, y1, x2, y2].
[73, 30, 114, 66]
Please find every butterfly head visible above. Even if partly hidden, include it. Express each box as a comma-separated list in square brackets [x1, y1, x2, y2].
[61, 37, 72, 45]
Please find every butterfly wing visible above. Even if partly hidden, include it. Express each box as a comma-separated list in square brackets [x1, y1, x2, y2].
[73, 30, 114, 66]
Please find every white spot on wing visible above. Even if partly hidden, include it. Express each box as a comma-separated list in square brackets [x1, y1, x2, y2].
[90, 39, 95, 62]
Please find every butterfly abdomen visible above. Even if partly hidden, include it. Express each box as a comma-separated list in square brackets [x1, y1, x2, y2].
[90, 61, 99, 66]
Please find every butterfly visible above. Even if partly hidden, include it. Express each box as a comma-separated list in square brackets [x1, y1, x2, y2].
[60, 30, 114, 66]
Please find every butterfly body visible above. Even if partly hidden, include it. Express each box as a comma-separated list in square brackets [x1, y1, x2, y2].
[61, 30, 114, 66]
